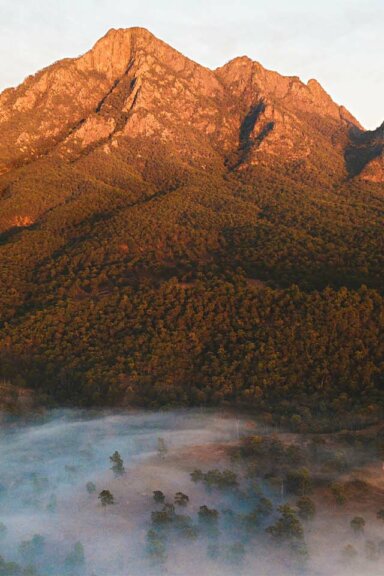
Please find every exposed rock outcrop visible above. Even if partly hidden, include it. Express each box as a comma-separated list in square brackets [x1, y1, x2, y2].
[0, 26, 382, 205]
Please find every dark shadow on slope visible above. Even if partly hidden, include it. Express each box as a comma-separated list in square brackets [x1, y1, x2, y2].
[226, 101, 275, 171]
[344, 123, 384, 177]
[239, 101, 266, 150]
[0, 223, 38, 246]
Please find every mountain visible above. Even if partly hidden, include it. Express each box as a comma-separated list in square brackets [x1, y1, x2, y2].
[345, 121, 384, 181]
[0, 27, 382, 231]
[0, 27, 361, 173]
[0, 28, 383, 426]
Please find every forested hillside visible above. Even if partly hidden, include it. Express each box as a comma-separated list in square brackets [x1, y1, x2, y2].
[0, 28, 383, 427]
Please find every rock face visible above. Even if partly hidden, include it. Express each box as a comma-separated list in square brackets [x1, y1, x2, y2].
[215, 58, 362, 167]
[0, 28, 227, 171]
[0, 27, 382, 230]
[345, 122, 384, 182]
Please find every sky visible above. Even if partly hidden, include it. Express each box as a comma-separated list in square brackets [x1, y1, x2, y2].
[0, 0, 382, 129]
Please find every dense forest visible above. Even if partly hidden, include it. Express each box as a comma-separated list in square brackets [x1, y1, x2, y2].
[0, 155, 383, 430]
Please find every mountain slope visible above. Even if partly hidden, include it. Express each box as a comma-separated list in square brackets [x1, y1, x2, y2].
[0, 28, 383, 426]
[345, 122, 384, 181]
[1, 27, 381, 231]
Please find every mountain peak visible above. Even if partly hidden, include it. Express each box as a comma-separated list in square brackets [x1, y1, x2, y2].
[77, 26, 210, 81]
[91, 26, 161, 48]
[219, 55, 254, 68]
[77, 26, 165, 79]
[0, 27, 377, 183]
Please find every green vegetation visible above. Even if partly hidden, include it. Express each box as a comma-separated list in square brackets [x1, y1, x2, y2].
[64, 542, 85, 572]
[110, 451, 125, 477]
[286, 468, 312, 496]
[266, 504, 304, 541]
[153, 490, 165, 504]
[0, 555, 38, 576]
[350, 516, 366, 534]
[190, 468, 238, 489]
[174, 492, 189, 506]
[331, 482, 347, 505]
[0, 140, 383, 426]
[86, 481, 96, 494]
[297, 496, 316, 520]
[3, 412, 382, 576]
[18, 535, 45, 561]
[98, 489, 114, 507]
[0, 524, 6, 540]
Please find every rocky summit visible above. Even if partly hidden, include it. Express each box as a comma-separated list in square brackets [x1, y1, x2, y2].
[0, 27, 382, 228]
[0, 28, 383, 420]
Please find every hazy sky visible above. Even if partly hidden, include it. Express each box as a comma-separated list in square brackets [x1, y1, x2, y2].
[0, 0, 382, 129]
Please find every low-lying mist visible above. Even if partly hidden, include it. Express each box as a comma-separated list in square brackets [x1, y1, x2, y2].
[0, 409, 383, 575]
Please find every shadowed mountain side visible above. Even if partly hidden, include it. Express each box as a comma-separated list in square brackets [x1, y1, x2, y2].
[345, 122, 384, 180]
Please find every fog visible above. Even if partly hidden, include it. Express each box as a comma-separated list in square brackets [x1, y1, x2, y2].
[0, 409, 383, 575]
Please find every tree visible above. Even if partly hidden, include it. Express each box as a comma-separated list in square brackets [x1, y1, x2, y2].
[0, 555, 37, 576]
[207, 543, 220, 560]
[225, 542, 245, 565]
[207, 469, 238, 489]
[151, 503, 175, 527]
[98, 490, 114, 507]
[267, 505, 304, 541]
[147, 529, 167, 564]
[190, 469, 203, 483]
[46, 494, 57, 513]
[257, 497, 273, 517]
[241, 508, 263, 533]
[264, 474, 285, 497]
[297, 497, 316, 520]
[350, 516, 365, 534]
[174, 492, 189, 506]
[190, 468, 238, 489]
[290, 540, 309, 566]
[0, 523, 6, 540]
[19, 534, 45, 562]
[330, 482, 347, 505]
[64, 542, 85, 572]
[198, 505, 219, 536]
[157, 438, 168, 459]
[110, 451, 125, 477]
[286, 468, 312, 496]
[153, 490, 165, 504]
[86, 481, 96, 494]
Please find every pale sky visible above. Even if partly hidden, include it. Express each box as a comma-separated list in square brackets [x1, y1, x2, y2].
[0, 0, 382, 129]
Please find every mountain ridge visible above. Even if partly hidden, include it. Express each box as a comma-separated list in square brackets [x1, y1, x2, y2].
[0, 28, 383, 421]
[0, 27, 380, 184]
